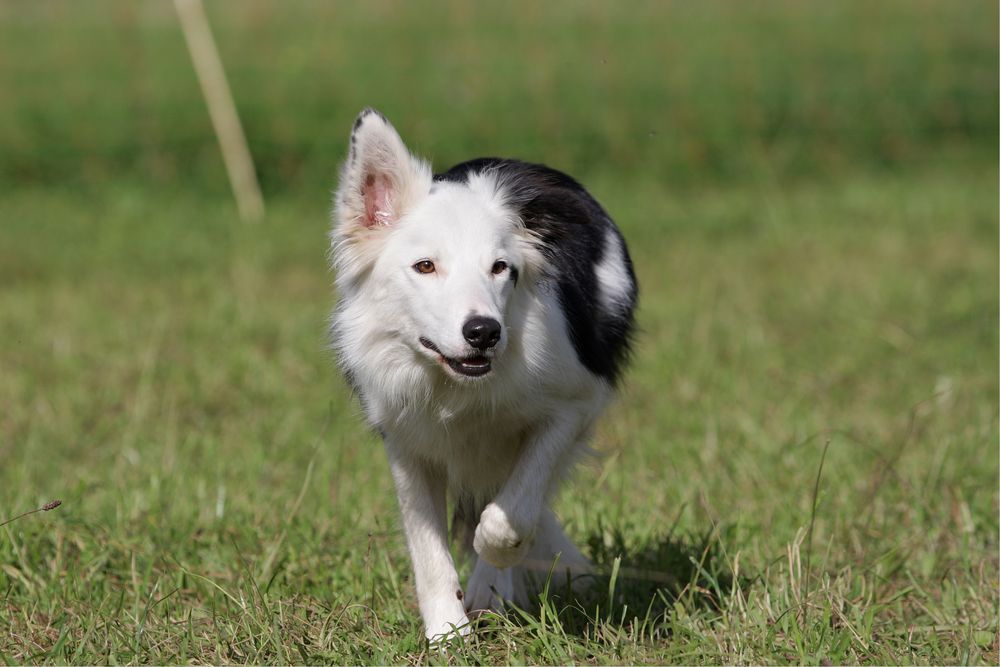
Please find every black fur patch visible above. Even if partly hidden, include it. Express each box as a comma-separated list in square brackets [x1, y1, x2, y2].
[435, 159, 637, 384]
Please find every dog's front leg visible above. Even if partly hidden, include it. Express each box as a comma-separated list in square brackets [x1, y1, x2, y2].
[385, 442, 470, 642]
[473, 406, 593, 569]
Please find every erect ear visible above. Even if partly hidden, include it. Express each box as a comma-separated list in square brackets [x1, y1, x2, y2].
[334, 108, 431, 231]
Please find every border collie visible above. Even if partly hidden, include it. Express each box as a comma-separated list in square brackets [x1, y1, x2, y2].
[329, 108, 637, 642]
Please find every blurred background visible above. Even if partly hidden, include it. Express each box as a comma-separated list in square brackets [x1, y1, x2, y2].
[1, 1, 995, 191]
[0, 1, 997, 663]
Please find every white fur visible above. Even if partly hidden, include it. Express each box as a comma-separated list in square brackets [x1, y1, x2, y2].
[595, 228, 633, 317]
[330, 111, 613, 642]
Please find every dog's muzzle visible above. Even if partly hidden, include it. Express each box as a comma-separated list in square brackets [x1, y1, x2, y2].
[419, 337, 493, 377]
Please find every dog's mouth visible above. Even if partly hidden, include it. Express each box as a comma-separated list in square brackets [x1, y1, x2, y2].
[419, 337, 492, 378]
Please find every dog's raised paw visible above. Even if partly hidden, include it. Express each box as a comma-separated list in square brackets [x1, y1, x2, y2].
[473, 503, 534, 569]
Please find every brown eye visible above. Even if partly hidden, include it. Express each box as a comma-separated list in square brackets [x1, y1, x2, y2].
[413, 260, 436, 274]
[491, 260, 508, 275]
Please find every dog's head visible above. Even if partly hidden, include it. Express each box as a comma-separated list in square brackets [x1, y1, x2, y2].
[332, 109, 536, 381]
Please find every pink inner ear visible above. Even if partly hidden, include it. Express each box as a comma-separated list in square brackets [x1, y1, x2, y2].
[363, 172, 394, 227]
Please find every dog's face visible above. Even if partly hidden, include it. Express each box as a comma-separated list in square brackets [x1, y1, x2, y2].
[332, 110, 530, 381]
[378, 184, 524, 378]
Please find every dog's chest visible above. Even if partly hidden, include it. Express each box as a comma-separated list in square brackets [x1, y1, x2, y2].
[394, 395, 545, 490]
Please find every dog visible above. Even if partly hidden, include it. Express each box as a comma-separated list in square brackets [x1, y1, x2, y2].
[329, 108, 637, 642]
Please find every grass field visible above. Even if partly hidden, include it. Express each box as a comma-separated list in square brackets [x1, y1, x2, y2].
[1, 2, 998, 664]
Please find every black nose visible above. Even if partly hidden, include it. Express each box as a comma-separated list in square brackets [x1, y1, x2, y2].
[462, 316, 501, 350]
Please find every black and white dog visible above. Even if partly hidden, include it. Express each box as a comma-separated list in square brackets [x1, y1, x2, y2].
[330, 109, 637, 641]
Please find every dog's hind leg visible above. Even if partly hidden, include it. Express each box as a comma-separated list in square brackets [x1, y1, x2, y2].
[464, 557, 514, 616]
[512, 509, 594, 605]
[466, 509, 593, 614]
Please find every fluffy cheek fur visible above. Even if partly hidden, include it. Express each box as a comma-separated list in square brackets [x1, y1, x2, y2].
[331, 292, 429, 420]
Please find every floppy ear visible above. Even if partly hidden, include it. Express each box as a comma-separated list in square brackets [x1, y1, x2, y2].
[334, 108, 431, 232]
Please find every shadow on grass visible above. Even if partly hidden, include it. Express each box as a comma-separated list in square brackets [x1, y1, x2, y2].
[503, 521, 748, 639]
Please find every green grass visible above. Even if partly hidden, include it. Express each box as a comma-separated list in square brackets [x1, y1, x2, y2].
[1, 1, 998, 664]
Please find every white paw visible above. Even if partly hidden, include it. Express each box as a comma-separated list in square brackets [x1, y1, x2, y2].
[424, 609, 472, 645]
[473, 503, 534, 569]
